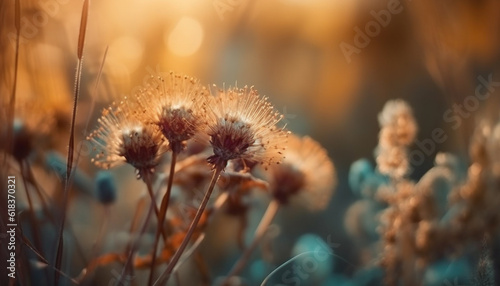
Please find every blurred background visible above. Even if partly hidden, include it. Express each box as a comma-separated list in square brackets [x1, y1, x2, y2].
[2, 0, 500, 285]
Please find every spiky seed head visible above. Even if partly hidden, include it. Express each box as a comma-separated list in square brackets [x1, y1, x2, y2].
[204, 85, 287, 170]
[267, 134, 336, 211]
[88, 99, 166, 178]
[136, 71, 207, 153]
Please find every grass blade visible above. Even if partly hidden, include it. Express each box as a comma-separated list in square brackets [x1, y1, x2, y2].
[54, 1, 90, 284]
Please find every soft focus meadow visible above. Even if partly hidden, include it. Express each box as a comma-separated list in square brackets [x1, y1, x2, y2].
[1, 0, 500, 285]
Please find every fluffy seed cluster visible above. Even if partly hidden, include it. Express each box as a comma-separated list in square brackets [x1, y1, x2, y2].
[376, 99, 418, 179]
[89, 75, 290, 177]
[88, 99, 166, 177]
[268, 134, 336, 211]
[345, 101, 500, 286]
[136, 72, 208, 153]
[204, 85, 288, 169]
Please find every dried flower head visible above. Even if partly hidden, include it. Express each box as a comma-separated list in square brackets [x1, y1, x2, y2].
[376, 99, 417, 179]
[136, 72, 207, 153]
[378, 99, 417, 147]
[88, 99, 166, 178]
[204, 85, 287, 169]
[376, 146, 410, 179]
[268, 134, 336, 211]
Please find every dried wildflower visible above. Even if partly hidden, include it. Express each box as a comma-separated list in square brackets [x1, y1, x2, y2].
[376, 146, 409, 179]
[378, 99, 417, 147]
[268, 134, 336, 211]
[136, 72, 207, 153]
[88, 99, 166, 178]
[204, 85, 287, 170]
[376, 99, 417, 179]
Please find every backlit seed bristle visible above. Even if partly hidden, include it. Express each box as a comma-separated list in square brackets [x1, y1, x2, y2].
[88, 99, 166, 175]
[204, 85, 287, 169]
[268, 134, 336, 211]
[135, 71, 207, 153]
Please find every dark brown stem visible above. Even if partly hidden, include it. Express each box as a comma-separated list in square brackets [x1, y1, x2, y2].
[118, 198, 155, 286]
[20, 160, 48, 281]
[154, 166, 223, 286]
[148, 152, 177, 285]
[54, 2, 89, 283]
[222, 199, 280, 284]
[143, 172, 168, 242]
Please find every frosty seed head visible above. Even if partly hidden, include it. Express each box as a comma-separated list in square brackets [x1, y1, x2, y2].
[88, 99, 166, 178]
[204, 85, 288, 170]
[268, 134, 336, 211]
[136, 71, 207, 153]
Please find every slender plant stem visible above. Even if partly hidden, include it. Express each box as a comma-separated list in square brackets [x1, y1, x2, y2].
[143, 172, 168, 241]
[54, 56, 84, 285]
[118, 198, 156, 286]
[72, 46, 108, 179]
[222, 199, 280, 285]
[148, 152, 177, 285]
[154, 166, 223, 286]
[19, 161, 43, 253]
[130, 196, 147, 233]
[25, 162, 55, 224]
[91, 206, 109, 259]
[54, 2, 89, 283]
[171, 192, 230, 273]
[20, 160, 49, 282]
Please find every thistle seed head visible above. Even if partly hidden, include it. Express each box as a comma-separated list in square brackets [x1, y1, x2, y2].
[267, 134, 336, 211]
[136, 71, 207, 153]
[88, 99, 166, 177]
[204, 85, 288, 170]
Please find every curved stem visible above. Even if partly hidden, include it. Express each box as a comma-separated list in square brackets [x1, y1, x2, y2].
[154, 166, 223, 286]
[148, 152, 177, 285]
[222, 199, 280, 284]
